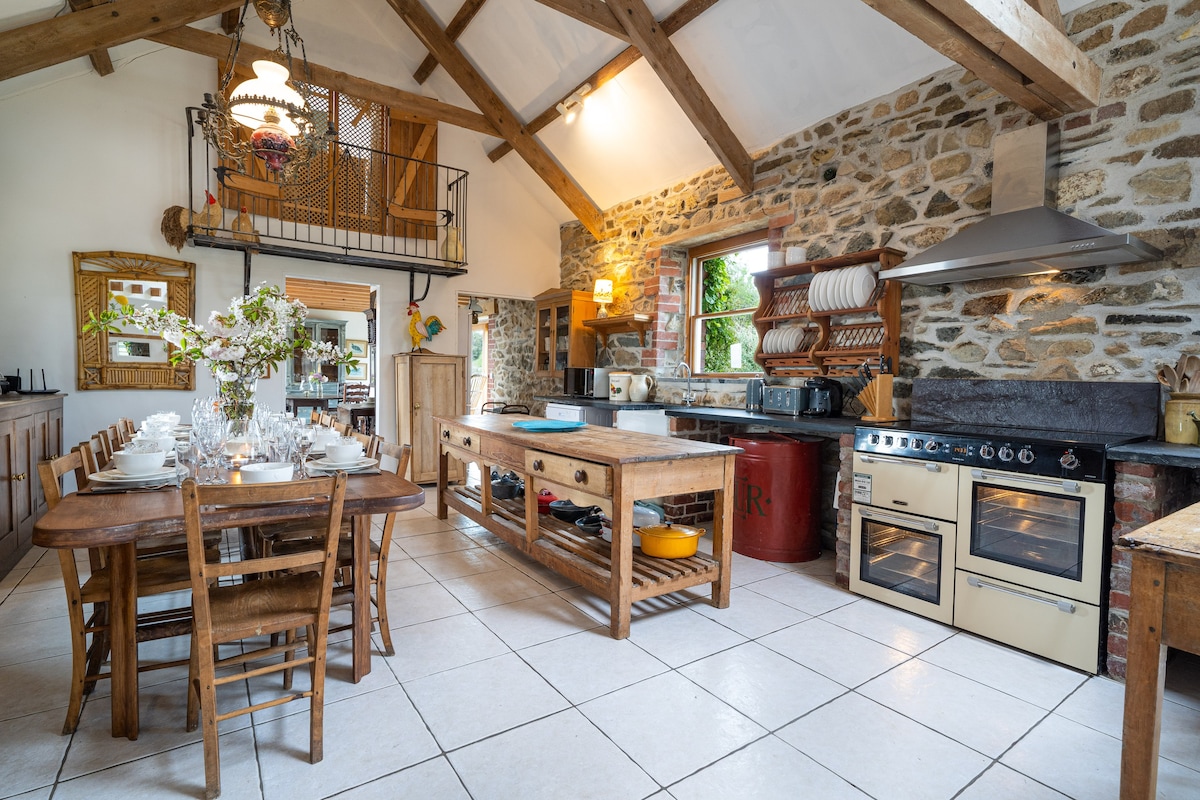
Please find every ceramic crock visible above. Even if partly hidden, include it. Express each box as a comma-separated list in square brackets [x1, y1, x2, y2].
[608, 372, 633, 402]
[1164, 393, 1200, 444]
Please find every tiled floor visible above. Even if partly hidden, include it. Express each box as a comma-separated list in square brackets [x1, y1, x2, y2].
[3, 497, 1200, 799]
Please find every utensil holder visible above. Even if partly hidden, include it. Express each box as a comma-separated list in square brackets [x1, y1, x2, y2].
[1164, 393, 1200, 444]
[860, 374, 897, 422]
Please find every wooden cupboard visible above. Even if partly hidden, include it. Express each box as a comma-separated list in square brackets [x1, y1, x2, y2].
[394, 353, 465, 483]
[1, 394, 63, 577]
[534, 289, 597, 379]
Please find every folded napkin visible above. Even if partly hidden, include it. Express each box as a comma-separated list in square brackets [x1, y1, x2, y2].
[81, 483, 177, 495]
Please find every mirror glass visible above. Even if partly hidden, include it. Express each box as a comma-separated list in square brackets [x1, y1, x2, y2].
[74, 251, 196, 391]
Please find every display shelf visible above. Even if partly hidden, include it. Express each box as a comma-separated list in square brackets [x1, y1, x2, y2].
[582, 313, 654, 346]
[752, 247, 904, 377]
[534, 289, 597, 379]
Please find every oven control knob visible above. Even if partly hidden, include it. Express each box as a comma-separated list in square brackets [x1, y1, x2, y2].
[884, 435, 894, 446]
[911, 439, 923, 451]
[869, 434, 880, 445]
[899, 437, 908, 448]
[1017, 448, 1035, 464]
[998, 446, 1015, 462]
[1060, 452, 1080, 470]
[925, 441, 939, 453]
[979, 444, 995, 459]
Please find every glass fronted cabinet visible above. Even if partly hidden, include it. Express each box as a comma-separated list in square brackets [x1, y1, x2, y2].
[287, 320, 347, 393]
[534, 289, 597, 379]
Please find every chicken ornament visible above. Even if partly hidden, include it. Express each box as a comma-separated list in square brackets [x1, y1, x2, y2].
[160, 190, 223, 251]
[407, 301, 446, 352]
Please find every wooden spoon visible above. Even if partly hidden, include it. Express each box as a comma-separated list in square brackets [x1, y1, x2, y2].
[1186, 354, 1200, 387]
[1162, 364, 1180, 392]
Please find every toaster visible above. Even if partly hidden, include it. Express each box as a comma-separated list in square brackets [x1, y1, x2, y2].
[762, 385, 808, 416]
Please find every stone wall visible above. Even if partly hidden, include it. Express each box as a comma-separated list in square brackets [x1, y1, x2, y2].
[558, 0, 1200, 414]
[485, 298, 537, 409]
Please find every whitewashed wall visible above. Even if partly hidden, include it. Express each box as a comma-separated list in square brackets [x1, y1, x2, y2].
[0, 44, 561, 451]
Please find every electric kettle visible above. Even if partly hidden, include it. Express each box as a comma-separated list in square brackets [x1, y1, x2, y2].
[803, 377, 842, 417]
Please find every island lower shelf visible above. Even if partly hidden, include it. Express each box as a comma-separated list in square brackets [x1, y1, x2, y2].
[444, 485, 723, 602]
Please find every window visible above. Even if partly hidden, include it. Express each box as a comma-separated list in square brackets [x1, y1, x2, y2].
[687, 231, 769, 375]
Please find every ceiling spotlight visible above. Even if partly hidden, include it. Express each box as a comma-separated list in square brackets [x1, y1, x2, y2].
[556, 83, 592, 121]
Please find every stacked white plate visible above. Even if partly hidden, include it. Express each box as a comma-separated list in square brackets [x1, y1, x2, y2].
[762, 326, 804, 354]
[308, 456, 378, 474]
[808, 265, 876, 312]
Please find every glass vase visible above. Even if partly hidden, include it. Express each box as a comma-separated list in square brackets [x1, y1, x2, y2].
[216, 368, 259, 421]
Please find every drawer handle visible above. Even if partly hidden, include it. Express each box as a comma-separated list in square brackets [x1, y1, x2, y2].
[532, 459, 544, 472]
[462, 436, 472, 447]
[12, 473, 26, 482]
[965, 575, 1076, 614]
[442, 430, 450, 439]
[574, 469, 588, 484]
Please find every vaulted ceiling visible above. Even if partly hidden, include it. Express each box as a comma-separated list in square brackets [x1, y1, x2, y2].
[0, 0, 1096, 236]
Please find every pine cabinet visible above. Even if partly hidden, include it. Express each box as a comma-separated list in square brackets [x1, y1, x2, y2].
[534, 289, 597, 379]
[394, 353, 465, 483]
[1, 395, 64, 577]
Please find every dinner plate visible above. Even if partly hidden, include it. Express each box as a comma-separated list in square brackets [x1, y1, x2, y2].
[787, 326, 803, 353]
[764, 328, 779, 353]
[511, 420, 586, 432]
[90, 466, 177, 484]
[832, 268, 849, 310]
[309, 456, 378, 472]
[850, 265, 876, 308]
[809, 273, 825, 312]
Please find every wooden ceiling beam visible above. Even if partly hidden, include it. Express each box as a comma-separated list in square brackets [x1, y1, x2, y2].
[1023, 0, 1063, 33]
[859, 0, 1065, 118]
[147, 25, 500, 137]
[413, 0, 489, 85]
[386, 0, 605, 238]
[66, 0, 115, 76]
[488, 0, 717, 163]
[606, 0, 753, 193]
[220, 9, 240, 34]
[532, 0, 631, 42]
[924, 0, 1099, 110]
[0, 0, 243, 82]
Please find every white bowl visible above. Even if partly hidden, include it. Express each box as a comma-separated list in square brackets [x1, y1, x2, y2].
[111, 449, 167, 476]
[313, 429, 339, 449]
[132, 435, 176, 454]
[325, 442, 363, 464]
[239, 462, 294, 483]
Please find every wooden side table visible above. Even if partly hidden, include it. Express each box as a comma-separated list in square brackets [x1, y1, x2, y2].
[1118, 502, 1200, 799]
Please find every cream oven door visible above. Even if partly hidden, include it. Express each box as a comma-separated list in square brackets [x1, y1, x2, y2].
[956, 467, 1107, 603]
[850, 504, 956, 624]
[852, 452, 959, 522]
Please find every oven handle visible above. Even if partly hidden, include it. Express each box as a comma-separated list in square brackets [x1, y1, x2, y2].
[965, 575, 1077, 614]
[858, 507, 940, 532]
[859, 454, 943, 472]
[969, 468, 1081, 493]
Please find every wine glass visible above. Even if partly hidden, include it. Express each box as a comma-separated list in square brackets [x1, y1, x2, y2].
[292, 423, 316, 478]
[194, 418, 228, 484]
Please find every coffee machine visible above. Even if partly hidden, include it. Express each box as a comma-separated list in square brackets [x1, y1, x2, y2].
[803, 377, 842, 417]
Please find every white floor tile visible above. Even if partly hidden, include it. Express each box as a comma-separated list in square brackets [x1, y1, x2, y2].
[920, 633, 1088, 710]
[626, 605, 747, 669]
[384, 613, 510, 683]
[579, 671, 765, 786]
[557, 587, 680, 627]
[1165, 651, 1200, 712]
[395, 529, 479, 558]
[473, 593, 600, 650]
[759, 617, 910, 688]
[669, 735, 870, 800]
[742, 571, 857, 616]
[0, 707, 71, 797]
[0, 615, 72, 668]
[955, 764, 1070, 800]
[778, 692, 990, 800]
[404, 653, 569, 750]
[389, 516, 459, 538]
[381, 581, 468, 629]
[859, 659, 1047, 757]
[0, 586, 66, 627]
[326, 757, 470, 799]
[683, 586, 810, 639]
[820, 597, 956, 655]
[439, 567, 553, 611]
[379, 557, 436, 590]
[415, 547, 508, 581]
[256, 685, 440, 800]
[518, 628, 669, 705]
[10, 564, 65, 595]
[678, 642, 846, 731]
[450, 709, 658, 800]
[724, 552, 788, 586]
[0, 654, 72, 722]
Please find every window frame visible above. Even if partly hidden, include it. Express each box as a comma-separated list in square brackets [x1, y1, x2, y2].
[685, 229, 769, 377]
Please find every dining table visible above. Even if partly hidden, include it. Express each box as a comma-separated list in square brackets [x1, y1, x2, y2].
[33, 469, 425, 740]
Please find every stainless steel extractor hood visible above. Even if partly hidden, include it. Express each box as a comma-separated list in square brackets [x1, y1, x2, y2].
[878, 124, 1162, 285]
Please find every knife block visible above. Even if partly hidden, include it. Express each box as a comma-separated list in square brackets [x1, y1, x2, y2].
[860, 374, 897, 422]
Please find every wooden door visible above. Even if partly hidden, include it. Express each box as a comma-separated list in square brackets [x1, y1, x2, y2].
[411, 356, 465, 483]
[0, 420, 16, 568]
[11, 414, 35, 551]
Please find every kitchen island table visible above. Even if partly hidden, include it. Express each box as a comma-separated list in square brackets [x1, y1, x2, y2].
[435, 414, 741, 638]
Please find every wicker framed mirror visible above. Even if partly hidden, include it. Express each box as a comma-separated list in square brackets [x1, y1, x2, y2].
[74, 250, 196, 391]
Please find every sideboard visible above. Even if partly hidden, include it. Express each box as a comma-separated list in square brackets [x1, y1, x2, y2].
[1, 394, 64, 576]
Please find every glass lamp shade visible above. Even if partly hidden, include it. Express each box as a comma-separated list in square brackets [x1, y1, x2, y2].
[229, 60, 305, 135]
[250, 114, 295, 172]
[592, 279, 614, 305]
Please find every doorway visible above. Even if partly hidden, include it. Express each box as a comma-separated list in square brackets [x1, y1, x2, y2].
[285, 277, 377, 432]
[458, 295, 537, 413]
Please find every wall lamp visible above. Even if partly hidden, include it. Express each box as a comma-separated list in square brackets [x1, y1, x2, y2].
[593, 279, 614, 318]
[556, 83, 592, 122]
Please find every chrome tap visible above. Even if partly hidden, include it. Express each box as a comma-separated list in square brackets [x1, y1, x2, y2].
[675, 362, 695, 406]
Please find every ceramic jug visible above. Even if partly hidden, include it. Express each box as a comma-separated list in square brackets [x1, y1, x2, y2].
[1164, 393, 1200, 444]
[629, 374, 655, 403]
[608, 372, 633, 402]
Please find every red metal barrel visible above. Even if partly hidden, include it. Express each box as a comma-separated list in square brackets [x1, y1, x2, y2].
[727, 433, 822, 562]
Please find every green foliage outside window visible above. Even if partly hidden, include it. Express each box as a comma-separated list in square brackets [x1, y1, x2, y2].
[700, 253, 763, 374]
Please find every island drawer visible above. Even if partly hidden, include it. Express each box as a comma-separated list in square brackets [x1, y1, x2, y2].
[526, 450, 612, 497]
[439, 422, 481, 454]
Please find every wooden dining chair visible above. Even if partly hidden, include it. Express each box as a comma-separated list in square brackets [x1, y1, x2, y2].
[95, 429, 116, 464]
[37, 451, 196, 735]
[318, 412, 336, 429]
[350, 431, 381, 460]
[181, 474, 347, 800]
[308, 408, 322, 424]
[330, 420, 351, 436]
[341, 382, 370, 404]
[118, 417, 136, 441]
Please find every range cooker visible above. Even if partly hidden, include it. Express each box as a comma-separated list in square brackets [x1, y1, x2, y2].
[848, 380, 1158, 674]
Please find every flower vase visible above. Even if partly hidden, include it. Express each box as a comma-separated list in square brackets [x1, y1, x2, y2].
[217, 369, 259, 421]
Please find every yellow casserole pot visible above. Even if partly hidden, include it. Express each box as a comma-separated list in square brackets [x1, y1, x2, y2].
[638, 522, 703, 558]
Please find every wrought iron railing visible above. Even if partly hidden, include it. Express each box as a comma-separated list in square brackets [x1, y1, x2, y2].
[184, 106, 468, 277]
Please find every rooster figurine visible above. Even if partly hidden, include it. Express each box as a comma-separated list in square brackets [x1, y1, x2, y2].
[160, 190, 223, 250]
[407, 301, 446, 351]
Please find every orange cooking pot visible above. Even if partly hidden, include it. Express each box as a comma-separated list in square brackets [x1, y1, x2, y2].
[637, 522, 703, 558]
